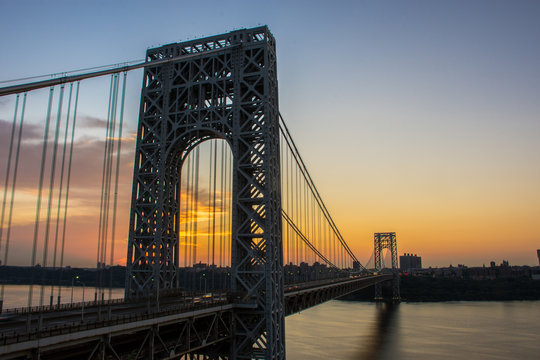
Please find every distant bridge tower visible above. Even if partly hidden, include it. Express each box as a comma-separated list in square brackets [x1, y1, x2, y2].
[374, 232, 400, 301]
[125, 27, 284, 359]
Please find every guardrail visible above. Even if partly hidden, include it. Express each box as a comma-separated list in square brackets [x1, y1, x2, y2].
[0, 292, 231, 346]
[1, 288, 220, 315]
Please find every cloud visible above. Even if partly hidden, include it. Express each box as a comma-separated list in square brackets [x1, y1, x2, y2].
[0, 121, 136, 190]
[0, 118, 53, 144]
[78, 115, 108, 129]
[0, 120, 236, 267]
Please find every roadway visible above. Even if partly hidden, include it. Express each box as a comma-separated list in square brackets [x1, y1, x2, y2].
[0, 274, 393, 359]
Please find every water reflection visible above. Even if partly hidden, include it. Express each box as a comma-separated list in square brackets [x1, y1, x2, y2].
[287, 300, 540, 360]
[356, 302, 399, 360]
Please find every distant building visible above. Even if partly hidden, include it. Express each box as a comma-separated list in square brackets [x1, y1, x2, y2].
[399, 253, 422, 271]
[537, 249, 540, 267]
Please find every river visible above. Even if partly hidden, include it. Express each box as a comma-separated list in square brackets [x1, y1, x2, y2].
[1, 285, 539, 359]
[286, 300, 540, 359]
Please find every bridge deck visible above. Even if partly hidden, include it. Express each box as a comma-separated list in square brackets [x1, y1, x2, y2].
[0, 275, 392, 359]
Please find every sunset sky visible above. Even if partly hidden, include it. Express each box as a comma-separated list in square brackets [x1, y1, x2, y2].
[0, 0, 539, 268]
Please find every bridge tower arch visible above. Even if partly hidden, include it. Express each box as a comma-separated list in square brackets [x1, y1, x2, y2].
[374, 232, 400, 301]
[125, 27, 285, 359]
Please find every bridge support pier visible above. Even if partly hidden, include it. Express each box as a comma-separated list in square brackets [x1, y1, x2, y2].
[374, 232, 400, 302]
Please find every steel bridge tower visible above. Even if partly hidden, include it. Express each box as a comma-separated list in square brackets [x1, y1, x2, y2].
[374, 232, 400, 301]
[125, 27, 284, 359]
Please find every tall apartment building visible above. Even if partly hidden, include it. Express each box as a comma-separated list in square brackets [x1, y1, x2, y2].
[400, 253, 422, 271]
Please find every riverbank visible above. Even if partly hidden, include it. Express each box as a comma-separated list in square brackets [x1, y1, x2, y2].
[340, 276, 540, 302]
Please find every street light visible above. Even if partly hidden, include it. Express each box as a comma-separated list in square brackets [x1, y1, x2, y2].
[70, 275, 80, 306]
[75, 278, 85, 322]
[200, 273, 207, 292]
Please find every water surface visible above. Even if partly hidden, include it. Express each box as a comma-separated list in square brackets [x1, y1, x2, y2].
[286, 300, 540, 359]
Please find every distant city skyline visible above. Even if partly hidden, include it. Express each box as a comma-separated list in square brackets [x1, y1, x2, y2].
[0, 1, 539, 268]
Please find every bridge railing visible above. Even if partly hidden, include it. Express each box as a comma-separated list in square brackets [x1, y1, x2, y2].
[2, 297, 125, 315]
[0, 292, 230, 346]
[1, 289, 224, 315]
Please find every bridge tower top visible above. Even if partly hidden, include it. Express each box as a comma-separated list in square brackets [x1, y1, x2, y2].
[146, 26, 275, 61]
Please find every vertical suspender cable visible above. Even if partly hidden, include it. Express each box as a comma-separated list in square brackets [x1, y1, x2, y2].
[108, 72, 127, 297]
[58, 81, 79, 302]
[100, 74, 119, 298]
[96, 76, 114, 292]
[105, 74, 119, 256]
[211, 139, 217, 289]
[289, 148, 293, 265]
[175, 154, 181, 278]
[191, 150, 196, 266]
[304, 176, 308, 263]
[188, 153, 193, 268]
[313, 199, 317, 264]
[40, 84, 65, 306]
[318, 206, 322, 264]
[0, 94, 26, 305]
[183, 148, 190, 268]
[0, 95, 18, 308]
[97, 74, 118, 298]
[191, 147, 197, 267]
[212, 140, 217, 268]
[51, 84, 73, 304]
[295, 155, 300, 265]
[28, 87, 54, 308]
[308, 192, 312, 264]
[207, 140, 212, 266]
[219, 140, 225, 268]
[193, 147, 200, 265]
[333, 231, 336, 269]
[0, 95, 19, 252]
[186, 150, 193, 286]
[311, 194, 315, 264]
[224, 146, 230, 268]
[318, 207, 322, 264]
[285, 140, 289, 264]
[192, 151, 198, 267]
[182, 149, 190, 287]
[280, 136, 284, 262]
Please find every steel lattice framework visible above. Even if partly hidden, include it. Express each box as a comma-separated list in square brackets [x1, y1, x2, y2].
[125, 27, 284, 359]
[374, 232, 400, 301]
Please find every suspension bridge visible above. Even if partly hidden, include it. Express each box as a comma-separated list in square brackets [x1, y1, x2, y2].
[0, 26, 399, 359]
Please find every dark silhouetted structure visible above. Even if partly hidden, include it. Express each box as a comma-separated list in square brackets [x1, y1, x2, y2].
[400, 253, 422, 271]
[374, 232, 400, 301]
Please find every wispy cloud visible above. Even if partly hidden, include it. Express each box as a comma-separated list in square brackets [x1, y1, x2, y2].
[78, 115, 108, 129]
